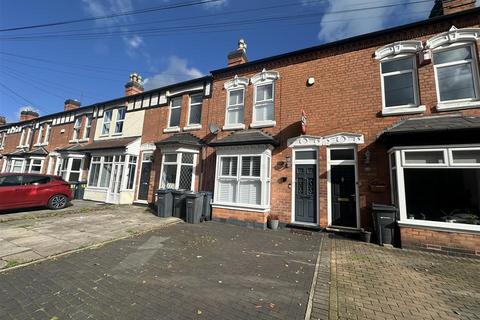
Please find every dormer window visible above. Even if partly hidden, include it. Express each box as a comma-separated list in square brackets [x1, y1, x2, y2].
[102, 110, 112, 135]
[251, 69, 279, 128]
[223, 75, 249, 130]
[114, 108, 126, 134]
[374, 41, 425, 116]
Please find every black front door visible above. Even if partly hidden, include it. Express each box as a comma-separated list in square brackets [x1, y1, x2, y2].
[295, 164, 317, 223]
[137, 161, 152, 201]
[331, 165, 357, 228]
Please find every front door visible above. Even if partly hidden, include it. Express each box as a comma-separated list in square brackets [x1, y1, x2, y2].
[106, 163, 124, 204]
[331, 165, 356, 227]
[137, 157, 152, 201]
[295, 164, 317, 223]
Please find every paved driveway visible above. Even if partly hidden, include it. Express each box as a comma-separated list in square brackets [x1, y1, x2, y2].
[0, 222, 321, 320]
[0, 204, 179, 269]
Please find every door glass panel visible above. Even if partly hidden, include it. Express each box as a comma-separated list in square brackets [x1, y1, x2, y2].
[330, 149, 354, 160]
[296, 150, 317, 160]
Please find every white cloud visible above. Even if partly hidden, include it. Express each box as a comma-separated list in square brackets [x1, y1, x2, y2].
[308, 0, 432, 43]
[143, 56, 203, 90]
[203, 0, 228, 10]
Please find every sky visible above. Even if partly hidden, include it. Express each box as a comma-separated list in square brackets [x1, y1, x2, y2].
[0, 0, 445, 123]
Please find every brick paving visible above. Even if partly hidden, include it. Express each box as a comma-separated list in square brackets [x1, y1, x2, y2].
[0, 222, 320, 320]
[310, 234, 480, 320]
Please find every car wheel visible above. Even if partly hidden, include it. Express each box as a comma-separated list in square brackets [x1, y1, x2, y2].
[48, 195, 68, 210]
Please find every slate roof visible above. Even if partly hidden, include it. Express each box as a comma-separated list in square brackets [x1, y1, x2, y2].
[156, 133, 202, 147]
[75, 137, 140, 151]
[209, 130, 279, 147]
[4, 147, 48, 156]
[379, 114, 480, 138]
[56, 144, 87, 152]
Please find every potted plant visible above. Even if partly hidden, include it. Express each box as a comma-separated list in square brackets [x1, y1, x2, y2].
[359, 228, 371, 243]
[267, 214, 279, 230]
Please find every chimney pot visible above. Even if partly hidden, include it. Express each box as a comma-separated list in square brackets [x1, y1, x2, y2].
[64, 99, 81, 111]
[227, 38, 248, 67]
[125, 72, 144, 96]
[431, 0, 477, 17]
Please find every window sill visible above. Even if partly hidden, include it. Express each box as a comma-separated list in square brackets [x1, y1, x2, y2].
[78, 138, 89, 143]
[436, 100, 480, 112]
[212, 202, 270, 213]
[381, 105, 426, 116]
[99, 134, 109, 138]
[398, 219, 480, 234]
[85, 186, 108, 191]
[222, 124, 245, 131]
[163, 127, 180, 133]
[250, 121, 276, 129]
[183, 124, 202, 131]
[111, 133, 123, 137]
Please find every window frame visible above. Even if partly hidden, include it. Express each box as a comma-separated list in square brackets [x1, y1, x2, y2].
[101, 110, 113, 136]
[114, 108, 126, 135]
[166, 96, 182, 131]
[432, 42, 480, 110]
[223, 76, 249, 131]
[83, 115, 92, 140]
[35, 125, 44, 146]
[213, 148, 271, 211]
[56, 156, 84, 182]
[186, 93, 203, 129]
[43, 124, 51, 145]
[27, 157, 44, 173]
[72, 117, 82, 141]
[159, 151, 197, 191]
[0, 132, 6, 149]
[250, 69, 279, 128]
[124, 155, 138, 190]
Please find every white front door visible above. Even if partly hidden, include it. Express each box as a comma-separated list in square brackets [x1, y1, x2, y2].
[106, 162, 124, 204]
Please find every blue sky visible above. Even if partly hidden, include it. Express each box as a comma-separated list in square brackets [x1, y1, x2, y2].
[0, 0, 439, 123]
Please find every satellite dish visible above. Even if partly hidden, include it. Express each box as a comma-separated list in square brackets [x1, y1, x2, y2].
[208, 123, 219, 135]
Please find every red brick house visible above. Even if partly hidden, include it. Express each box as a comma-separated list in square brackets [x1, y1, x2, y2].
[203, 2, 480, 255]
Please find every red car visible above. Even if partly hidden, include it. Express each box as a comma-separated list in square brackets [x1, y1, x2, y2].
[0, 173, 73, 211]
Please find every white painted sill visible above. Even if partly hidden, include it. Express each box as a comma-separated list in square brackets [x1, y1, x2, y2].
[212, 202, 270, 213]
[222, 124, 245, 131]
[163, 127, 180, 133]
[111, 133, 123, 137]
[436, 100, 480, 112]
[78, 138, 89, 143]
[398, 219, 480, 234]
[183, 124, 202, 131]
[250, 120, 276, 128]
[381, 105, 426, 116]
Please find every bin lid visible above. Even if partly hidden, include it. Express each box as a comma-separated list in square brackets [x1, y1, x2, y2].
[157, 189, 174, 194]
[185, 192, 203, 198]
[171, 189, 187, 195]
[372, 203, 397, 212]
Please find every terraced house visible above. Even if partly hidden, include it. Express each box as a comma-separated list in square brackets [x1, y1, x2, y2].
[0, 0, 479, 256]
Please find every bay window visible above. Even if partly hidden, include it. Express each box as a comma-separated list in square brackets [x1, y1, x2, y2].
[6, 158, 25, 173]
[390, 146, 480, 231]
[56, 157, 84, 182]
[125, 155, 137, 190]
[433, 44, 479, 106]
[160, 152, 196, 190]
[214, 149, 271, 209]
[28, 158, 43, 173]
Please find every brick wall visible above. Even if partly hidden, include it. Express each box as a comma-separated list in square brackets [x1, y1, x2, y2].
[400, 227, 480, 257]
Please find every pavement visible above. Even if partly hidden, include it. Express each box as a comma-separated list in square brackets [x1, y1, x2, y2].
[0, 202, 179, 269]
[309, 234, 480, 320]
[0, 222, 321, 320]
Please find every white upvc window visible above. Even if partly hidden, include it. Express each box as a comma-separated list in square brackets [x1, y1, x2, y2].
[433, 43, 480, 110]
[102, 110, 112, 135]
[380, 55, 424, 115]
[159, 151, 196, 191]
[164, 97, 182, 133]
[35, 125, 44, 146]
[390, 145, 480, 232]
[0, 132, 6, 149]
[56, 157, 84, 182]
[223, 75, 248, 130]
[185, 93, 203, 129]
[72, 117, 81, 140]
[214, 148, 271, 210]
[43, 124, 51, 144]
[6, 158, 25, 173]
[251, 69, 279, 128]
[125, 155, 138, 190]
[83, 115, 92, 139]
[18, 127, 31, 148]
[114, 108, 126, 134]
[27, 158, 43, 173]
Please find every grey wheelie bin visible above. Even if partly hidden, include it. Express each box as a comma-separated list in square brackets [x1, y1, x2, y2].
[172, 190, 187, 221]
[372, 203, 398, 246]
[156, 189, 174, 217]
[201, 191, 213, 221]
[185, 192, 204, 224]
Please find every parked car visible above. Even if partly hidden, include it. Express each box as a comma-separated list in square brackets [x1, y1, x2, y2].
[0, 173, 73, 211]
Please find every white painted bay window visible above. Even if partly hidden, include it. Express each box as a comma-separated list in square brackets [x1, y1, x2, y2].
[56, 157, 84, 182]
[214, 147, 271, 210]
[433, 43, 480, 110]
[6, 158, 25, 173]
[27, 158, 43, 173]
[390, 145, 480, 232]
[160, 152, 196, 190]
[251, 69, 279, 127]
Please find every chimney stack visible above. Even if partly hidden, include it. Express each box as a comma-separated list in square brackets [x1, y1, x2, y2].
[64, 99, 81, 111]
[227, 39, 248, 67]
[430, 0, 476, 17]
[19, 107, 39, 122]
[125, 73, 144, 96]
[0, 116, 6, 126]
